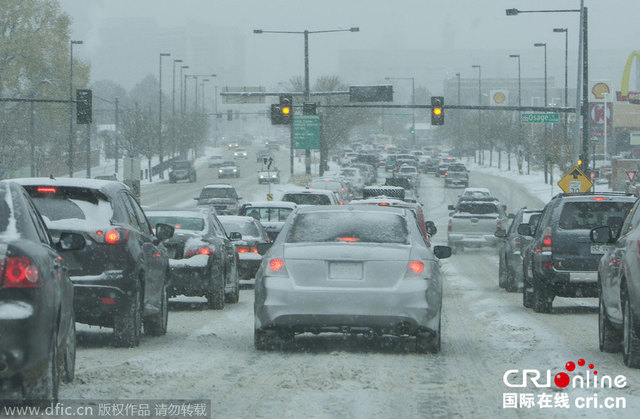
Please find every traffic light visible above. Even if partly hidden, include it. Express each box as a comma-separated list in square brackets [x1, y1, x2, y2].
[279, 95, 293, 124]
[76, 89, 92, 124]
[577, 155, 583, 166]
[431, 96, 444, 125]
[410, 126, 415, 135]
[227, 110, 233, 121]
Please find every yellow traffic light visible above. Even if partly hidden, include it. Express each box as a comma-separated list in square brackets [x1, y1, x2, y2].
[281, 106, 291, 115]
[433, 107, 442, 116]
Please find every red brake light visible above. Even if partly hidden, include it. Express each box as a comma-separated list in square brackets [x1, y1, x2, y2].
[444, 172, 448, 176]
[2, 257, 41, 288]
[542, 227, 552, 252]
[199, 248, 212, 255]
[237, 247, 258, 254]
[592, 197, 606, 201]
[36, 187, 56, 194]
[378, 202, 390, 206]
[185, 246, 214, 258]
[409, 261, 424, 274]
[270, 258, 284, 272]
[338, 237, 359, 242]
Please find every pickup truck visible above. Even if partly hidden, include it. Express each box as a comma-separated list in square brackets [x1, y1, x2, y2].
[444, 163, 469, 188]
[447, 200, 507, 252]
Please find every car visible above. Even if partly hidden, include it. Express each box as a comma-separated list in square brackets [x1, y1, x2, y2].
[444, 163, 469, 188]
[309, 177, 349, 204]
[218, 216, 271, 284]
[208, 155, 224, 168]
[340, 167, 365, 193]
[519, 193, 635, 313]
[396, 165, 420, 188]
[195, 184, 242, 215]
[15, 177, 175, 347]
[227, 142, 239, 149]
[495, 208, 542, 292]
[258, 168, 280, 184]
[350, 162, 377, 185]
[145, 208, 240, 308]
[436, 157, 456, 177]
[217, 160, 240, 178]
[238, 201, 297, 241]
[253, 205, 452, 352]
[264, 140, 280, 151]
[280, 188, 341, 206]
[447, 199, 508, 251]
[233, 147, 248, 159]
[168, 160, 197, 183]
[0, 180, 84, 403]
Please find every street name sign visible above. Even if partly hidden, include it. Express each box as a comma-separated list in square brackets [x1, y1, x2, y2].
[521, 113, 560, 123]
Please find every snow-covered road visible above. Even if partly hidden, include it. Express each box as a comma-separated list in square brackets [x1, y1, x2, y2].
[59, 161, 640, 418]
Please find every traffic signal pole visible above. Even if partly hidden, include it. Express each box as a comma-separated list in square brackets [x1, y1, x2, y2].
[304, 31, 312, 175]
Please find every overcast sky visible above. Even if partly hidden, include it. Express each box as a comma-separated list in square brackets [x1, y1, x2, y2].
[58, 0, 640, 94]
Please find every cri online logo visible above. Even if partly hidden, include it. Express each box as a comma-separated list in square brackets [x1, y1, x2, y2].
[504, 358, 627, 389]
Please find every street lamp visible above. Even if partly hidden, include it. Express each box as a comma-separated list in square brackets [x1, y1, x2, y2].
[456, 72, 461, 156]
[180, 65, 189, 114]
[506, 4, 587, 170]
[385, 77, 415, 145]
[472, 64, 482, 164]
[553, 28, 569, 145]
[172, 59, 183, 116]
[200, 79, 210, 113]
[534, 42, 549, 183]
[31, 79, 55, 176]
[254, 27, 359, 175]
[509, 54, 522, 173]
[68, 40, 83, 177]
[188, 74, 217, 112]
[158, 52, 170, 180]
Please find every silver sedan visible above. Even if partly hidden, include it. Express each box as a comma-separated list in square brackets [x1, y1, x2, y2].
[254, 205, 451, 353]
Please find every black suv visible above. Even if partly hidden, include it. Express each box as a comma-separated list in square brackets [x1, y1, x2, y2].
[15, 178, 175, 347]
[169, 160, 197, 183]
[519, 193, 635, 313]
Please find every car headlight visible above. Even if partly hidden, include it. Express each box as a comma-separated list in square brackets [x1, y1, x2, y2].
[259, 175, 264, 178]
[218, 169, 223, 173]
[233, 169, 237, 172]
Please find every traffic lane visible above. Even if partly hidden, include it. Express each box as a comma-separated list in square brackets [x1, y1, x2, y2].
[140, 146, 291, 208]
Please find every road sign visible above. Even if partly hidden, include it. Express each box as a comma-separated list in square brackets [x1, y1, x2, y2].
[221, 86, 266, 104]
[293, 115, 320, 149]
[626, 170, 638, 183]
[557, 166, 593, 193]
[521, 113, 560, 123]
[349, 85, 393, 102]
[266, 193, 273, 201]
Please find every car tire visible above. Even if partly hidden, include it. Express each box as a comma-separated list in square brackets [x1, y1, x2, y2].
[62, 314, 76, 383]
[24, 331, 59, 404]
[623, 292, 640, 368]
[416, 320, 441, 354]
[522, 268, 534, 308]
[113, 282, 142, 347]
[599, 290, 621, 353]
[532, 276, 553, 313]
[206, 268, 226, 310]
[225, 267, 240, 304]
[144, 283, 169, 336]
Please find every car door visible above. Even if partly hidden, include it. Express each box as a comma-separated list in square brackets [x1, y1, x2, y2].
[209, 214, 236, 281]
[610, 200, 640, 323]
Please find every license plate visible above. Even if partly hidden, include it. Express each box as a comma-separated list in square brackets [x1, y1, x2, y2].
[569, 272, 598, 282]
[329, 262, 363, 280]
[590, 244, 612, 254]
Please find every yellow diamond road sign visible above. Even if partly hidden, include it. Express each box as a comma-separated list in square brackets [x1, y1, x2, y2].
[557, 166, 593, 193]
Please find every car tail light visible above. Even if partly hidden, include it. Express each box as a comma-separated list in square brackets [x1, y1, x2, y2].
[542, 227, 552, 252]
[267, 258, 289, 276]
[185, 246, 215, 258]
[337, 237, 359, 242]
[1, 257, 41, 288]
[444, 172, 448, 176]
[89, 228, 130, 245]
[36, 186, 57, 194]
[409, 261, 424, 274]
[592, 197, 606, 201]
[448, 219, 452, 233]
[236, 246, 258, 254]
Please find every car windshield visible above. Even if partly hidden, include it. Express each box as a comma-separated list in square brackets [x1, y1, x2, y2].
[399, 167, 416, 174]
[282, 193, 331, 205]
[146, 215, 204, 231]
[457, 202, 499, 214]
[286, 212, 408, 244]
[220, 219, 259, 237]
[200, 188, 236, 199]
[245, 207, 293, 222]
[0, 188, 10, 233]
[558, 201, 633, 230]
[221, 161, 236, 167]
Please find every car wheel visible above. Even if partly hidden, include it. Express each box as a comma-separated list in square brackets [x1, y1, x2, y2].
[225, 265, 240, 304]
[505, 266, 518, 293]
[416, 320, 441, 354]
[206, 267, 226, 310]
[599, 290, 621, 353]
[24, 331, 59, 404]
[113, 282, 142, 347]
[623, 292, 640, 368]
[532, 276, 553, 313]
[144, 283, 169, 336]
[62, 314, 76, 383]
[498, 257, 507, 289]
[522, 268, 534, 308]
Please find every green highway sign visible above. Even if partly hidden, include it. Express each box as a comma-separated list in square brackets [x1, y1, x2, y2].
[521, 113, 560, 123]
[293, 115, 320, 149]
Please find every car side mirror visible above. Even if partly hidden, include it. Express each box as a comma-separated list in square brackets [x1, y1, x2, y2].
[56, 232, 86, 251]
[229, 231, 242, 241]
[494, 229, 508, 238]
[433, 245, 452, 259]
[155, 223, 175, 241]
[448, 205, 455, 211]
[517, 223, 533, 237]
[425, 221, 437, 236]
[590, 226, 613, 244]
[257, 242, 273, 255]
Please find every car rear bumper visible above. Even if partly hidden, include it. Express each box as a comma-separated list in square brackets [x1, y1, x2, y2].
[539, 266, 599, 297]
[448, 234, 498, 246]
[255, 277, 440, 334]
[71, 270, 136, 327]
[167, 263, 213, 297]
[238, 254, 262, 280]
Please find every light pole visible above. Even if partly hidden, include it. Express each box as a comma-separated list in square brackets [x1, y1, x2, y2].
[172, 59, 182, 116]
[456, 72, 461, 157]
[68, 40, 83, 177]
[200, 79, 210, 113]
[507, 5, 587, 171]
[158, 52, 170, 180]
[603, 92, 609, 160]
[188, 74, 217, 113]
[509, 54, 522, 173]
[472, 64, 482, 164]
[180, 65, 189, 114]
[534, 42, 549, 183]
[31, 79, 54, 176]
[254, 27, 359, 175]
[385, 77, 415, 145]
[553, 28, 569, 148]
